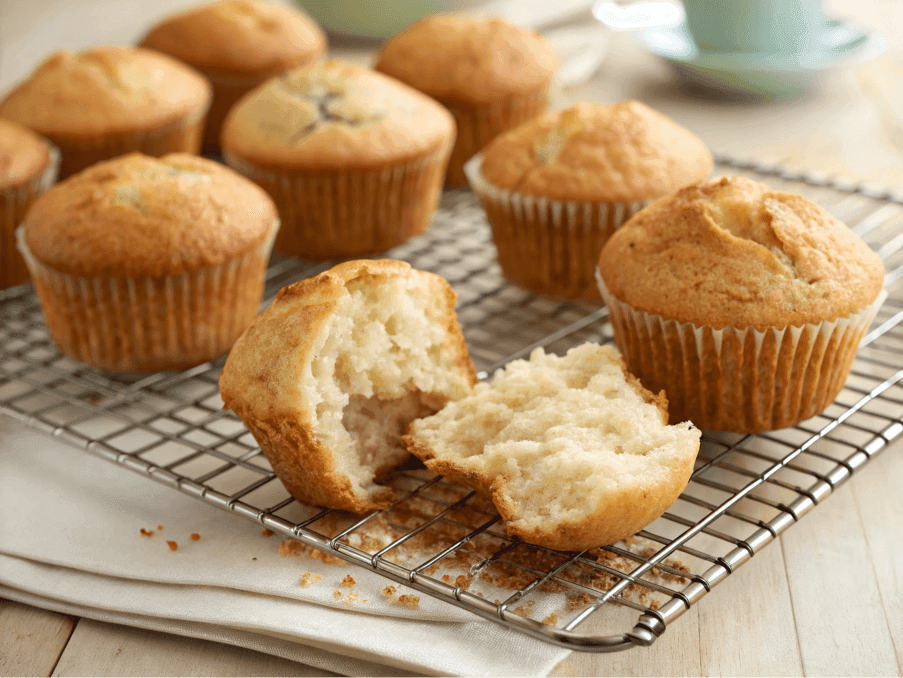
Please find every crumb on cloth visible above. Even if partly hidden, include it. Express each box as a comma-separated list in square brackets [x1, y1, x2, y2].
[190, 533, 200, 541]
[139, 528, 154, 537]
[299, 573, 321, 587]
[167, 541, 178, 551]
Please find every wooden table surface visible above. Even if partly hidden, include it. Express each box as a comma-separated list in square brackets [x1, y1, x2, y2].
[2, 0, 902, 676]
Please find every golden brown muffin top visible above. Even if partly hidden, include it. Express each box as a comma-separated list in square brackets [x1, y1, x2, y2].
[221, 60, 455, 170]
[598, 176, 886, 330]
[479, 101, 713, 203]
[374, 14, 557, 106]
[139, 0, 326, 77]
[0, 46, 211, 137]
[0, 118, 51, 191]
[24, 153, 277, 278]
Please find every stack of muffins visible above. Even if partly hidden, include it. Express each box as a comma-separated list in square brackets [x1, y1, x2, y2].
[1, 4, 886, 441]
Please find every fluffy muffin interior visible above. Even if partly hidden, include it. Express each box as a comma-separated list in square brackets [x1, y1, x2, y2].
[407, 343, 700, 541]
[306, 277, 466, 499]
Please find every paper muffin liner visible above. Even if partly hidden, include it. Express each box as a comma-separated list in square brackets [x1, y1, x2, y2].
[597, 270, 888, 433]
[224, 143, 451, 260]
[1, 144, 60, 289]
[443, 88, 548, 186]
[16, 222, 277, 373]
[466, 153, 650, 300]
[48, 103, 210, 180]
[203, 71, 270, 155]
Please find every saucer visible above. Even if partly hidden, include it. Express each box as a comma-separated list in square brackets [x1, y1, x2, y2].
[639, 19, 887, 98]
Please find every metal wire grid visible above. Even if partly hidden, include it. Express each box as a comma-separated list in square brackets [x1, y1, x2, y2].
[1, 158, 902, 652]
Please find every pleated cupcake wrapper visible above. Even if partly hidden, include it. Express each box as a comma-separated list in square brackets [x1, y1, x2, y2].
[1, 144, 60, 289]
[224, 144, 450, 260]
[203, 71, 270, 155]
[465, 153, 650, 300]
[443, 88, 548, 186]
[16, 222, 278, 373]
[596, 270, 888, 433]
[50, 102, 211, 180]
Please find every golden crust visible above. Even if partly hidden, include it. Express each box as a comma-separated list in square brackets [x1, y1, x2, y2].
[598, 175, 886, 330]
[480, 101, 713, 203]
[0, 118, 51, 191]
[23, 153, 278, 278]
[0, 46, 211, 137]
[221, 60, 455, 171]
[219, 260, 477, 514]
[374, 14, 557, 106]
[140, 0, 326, 77]
[404, 355, 698, 552]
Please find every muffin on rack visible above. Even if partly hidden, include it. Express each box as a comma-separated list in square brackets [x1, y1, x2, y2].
[219, 259, 477, 514]
[140, 0, 326, 154]
[221, 60, 455, 260]
[597, 175, 886, 433]
[467, 101, 713, 300]
[18, 153, 279, 372]
[375, 14, 557, 186]
[405, 343, 701, 551]
[0, 119, 59, 289]
[0, 46, 211, 179]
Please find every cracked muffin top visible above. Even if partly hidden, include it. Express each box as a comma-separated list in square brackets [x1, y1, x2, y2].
[597, 176, 885, 330]
[23, 153, 277, 278]
[221, 60, 455, 170]
[140, 0, 326, 77]
[0, 46, 211, 137]
[479, 101, 712, 203]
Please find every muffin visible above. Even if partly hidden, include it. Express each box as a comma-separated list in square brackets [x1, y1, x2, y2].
[0, 119, 59, 289]
[221, 60, 454, 260]
[140, 0, 326, 154]
[405, 343, 700, 551]
[597, 176, 886, 433]
[0, 46, 211, 179]
[375, 14, 557, 186]
[18, 153, 279, 372]
[219, 259, 477, 514]
[467, 101, 713, 300]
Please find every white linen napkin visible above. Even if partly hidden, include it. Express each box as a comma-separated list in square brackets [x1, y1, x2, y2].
[0, 415, 571, 676]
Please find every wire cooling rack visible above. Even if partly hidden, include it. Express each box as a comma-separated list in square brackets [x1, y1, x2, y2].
[1, 157, 902, 652]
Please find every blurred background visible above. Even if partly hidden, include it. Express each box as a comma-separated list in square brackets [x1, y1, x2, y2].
[2, 0, 901, 184]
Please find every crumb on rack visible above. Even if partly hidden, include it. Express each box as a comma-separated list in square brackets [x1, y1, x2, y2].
[455, 575, 471, 590]
[299, 573, 321, 587]
[190, 533, 200, 541]
[542, 613, 559, 626]
[139, 528, 154, 537]
[167, 541, 178, 551]
[262, 529, 274, 537]
[342, 575, 356, 588]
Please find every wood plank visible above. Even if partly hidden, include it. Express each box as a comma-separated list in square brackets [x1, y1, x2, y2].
[51, 620, 337, 678]
[850, 446, 903, 673]
[696, 539, 803, 676]
[0, 598, 76, 678]
[780, 479, 900, 677]
[554, 605, 703, 676]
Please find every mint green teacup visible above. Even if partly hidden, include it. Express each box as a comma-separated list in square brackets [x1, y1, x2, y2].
[682, 0, 826, 54]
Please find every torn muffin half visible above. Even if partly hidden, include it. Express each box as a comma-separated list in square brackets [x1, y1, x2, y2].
[219, 259, 477, 513]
